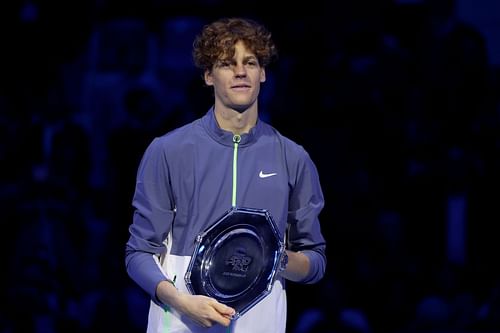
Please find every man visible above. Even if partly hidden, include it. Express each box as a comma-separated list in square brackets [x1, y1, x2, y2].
[125, 17, 327, 332]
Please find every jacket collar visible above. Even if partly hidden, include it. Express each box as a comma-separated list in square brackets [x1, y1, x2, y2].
[202, 106, 261, 147]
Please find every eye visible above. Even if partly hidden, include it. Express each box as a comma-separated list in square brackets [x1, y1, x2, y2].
[246, 59, 258, 67]
[217, 60, 231, 68]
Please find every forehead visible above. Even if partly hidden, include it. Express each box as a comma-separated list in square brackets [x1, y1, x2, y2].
[234, 40, 252, 53]
[219, 40, 256, 60]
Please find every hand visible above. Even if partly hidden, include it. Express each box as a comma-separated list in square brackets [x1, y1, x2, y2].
[173, 293, 236, 327]
[156, 280, 235, 328]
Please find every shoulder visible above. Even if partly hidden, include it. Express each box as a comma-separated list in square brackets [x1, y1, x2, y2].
[136, 120, 201, 168]
[262, 122, 310, 160]
[149, 118, 201, 150]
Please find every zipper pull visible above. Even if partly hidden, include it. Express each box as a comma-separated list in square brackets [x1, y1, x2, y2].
[233, 134, 241, 144]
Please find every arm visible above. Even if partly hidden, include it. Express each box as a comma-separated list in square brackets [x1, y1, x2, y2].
[285, 148, 327, 284]
[125, 138, 176, 300]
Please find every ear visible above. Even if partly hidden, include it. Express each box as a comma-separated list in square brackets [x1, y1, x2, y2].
[260, 68, 266, 83]
[204, 70, 214, 86]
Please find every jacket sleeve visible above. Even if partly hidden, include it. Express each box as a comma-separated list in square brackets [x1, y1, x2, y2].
[125, 137, 175, 303]
[287, 147, 327, 284]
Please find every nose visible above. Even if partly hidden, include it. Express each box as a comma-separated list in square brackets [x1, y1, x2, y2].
[234, 63, 247, 78]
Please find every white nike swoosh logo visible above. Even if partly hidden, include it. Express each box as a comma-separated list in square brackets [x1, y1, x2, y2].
[259, 171, 277, 178]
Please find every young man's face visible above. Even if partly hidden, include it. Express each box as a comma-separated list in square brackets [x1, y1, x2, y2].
[204, 40, 266, 113]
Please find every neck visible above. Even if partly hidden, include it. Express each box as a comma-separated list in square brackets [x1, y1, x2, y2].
[213, 104, 258, 135]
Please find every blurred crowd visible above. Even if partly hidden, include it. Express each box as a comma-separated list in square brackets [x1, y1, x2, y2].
[1, 0, 499, 332]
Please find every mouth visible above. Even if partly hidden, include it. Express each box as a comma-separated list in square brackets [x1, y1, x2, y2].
[231, 84, 251, 90]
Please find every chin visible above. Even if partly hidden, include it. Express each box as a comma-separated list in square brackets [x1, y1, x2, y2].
[233, 106, 248, 114]
[228, 102, 252, 114]
[230, 100, 256, 114]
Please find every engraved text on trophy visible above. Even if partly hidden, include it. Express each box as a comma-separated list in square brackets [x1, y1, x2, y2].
[224, 247, 252, 278]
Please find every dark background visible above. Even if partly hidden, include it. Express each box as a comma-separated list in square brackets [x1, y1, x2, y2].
[1, 0, 500, 332]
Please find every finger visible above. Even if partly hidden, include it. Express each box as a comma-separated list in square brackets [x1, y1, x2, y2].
[212, 301, 236, 317]
[205, 300, 234, 326]
[201, 319, 213, 328]
[211, 313, 232, 327]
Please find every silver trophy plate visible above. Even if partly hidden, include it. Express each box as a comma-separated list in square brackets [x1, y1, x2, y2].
[184, 207, 285, 319]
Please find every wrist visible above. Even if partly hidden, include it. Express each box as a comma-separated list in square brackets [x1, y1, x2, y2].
[157, 279, 180, 306]
[278, 250, 288, 272]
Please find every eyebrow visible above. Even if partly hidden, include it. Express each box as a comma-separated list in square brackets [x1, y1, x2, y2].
[235, 55, 259, 63]
[217, 55, 258, 65]
[243, 55, 258, 61]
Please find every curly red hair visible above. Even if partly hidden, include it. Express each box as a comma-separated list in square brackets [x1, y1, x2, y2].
[192, 17, 278, 72]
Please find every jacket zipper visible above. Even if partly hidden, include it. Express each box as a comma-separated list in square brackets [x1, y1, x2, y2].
[232, 134, 241, 207]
